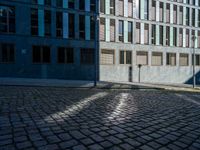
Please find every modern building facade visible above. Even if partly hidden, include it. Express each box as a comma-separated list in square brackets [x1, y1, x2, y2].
[1, 0, 200, 84]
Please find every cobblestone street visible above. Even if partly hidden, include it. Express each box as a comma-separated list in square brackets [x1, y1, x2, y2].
[0, 86, 200, 150]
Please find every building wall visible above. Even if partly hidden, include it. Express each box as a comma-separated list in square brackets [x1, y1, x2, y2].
[0, 0, 97, 80]
[99, 0, 200, 84]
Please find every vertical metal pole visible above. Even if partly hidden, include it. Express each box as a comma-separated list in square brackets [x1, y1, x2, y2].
[193, 37, 196, 88]
[94, 0, 99, 87]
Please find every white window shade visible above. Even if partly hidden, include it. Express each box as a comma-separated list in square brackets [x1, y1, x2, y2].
[152, 52, 163, 66]
[136, 51, 148, 65]
[101, 49, 115, 65]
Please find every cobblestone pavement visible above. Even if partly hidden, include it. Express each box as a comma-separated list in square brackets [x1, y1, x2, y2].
[0, 86, 200, 150]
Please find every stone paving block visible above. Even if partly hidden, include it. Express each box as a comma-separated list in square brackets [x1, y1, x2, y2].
[59, 139, 78, 149]
[16, 141, 32, 149]
[72, 144, 87, 150]
[100, 140, 113, 148]
[88, 144, 104, 150]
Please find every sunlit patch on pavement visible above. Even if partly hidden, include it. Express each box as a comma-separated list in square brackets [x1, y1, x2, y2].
[44, 92, 108, 122]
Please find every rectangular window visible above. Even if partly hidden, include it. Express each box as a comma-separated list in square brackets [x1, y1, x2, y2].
[44, 10, 51, 36]
[100, 0, 105, 13]
[101, 49, 115, 65]
[179, 28, 183, 47]
[198, 10, 200, 27]
[110, 0, 115, 15]
[69, 13, 75, 38]
[118, 0, 124, 16]
[118, 20, 124, 42]
[136, 51, 148, 65]
[151, 24, 156, 45]
[81, 48, 94, 64]
[159, 26, 163, 45]
[110, 19, 115, 42]
[31, 8, 38, 35]
[79, 15, 85, 39]
[57, 47, 74, 63]
[0, 43, 15, 63]
[173, 5, 177, 24]
[128, 0, 133, 17]
[56, 12, 63, 37]
[120, 50, 132, 65]
[45, 0, 51, 5]
[186, 29, 189, 48]
[186, 7, 190, 26]
[144, 0, 149, 20]
[32, 46, 51, 63]
[136, 22, 140, 44]
[56, 0, 63, 7]
[180, 53, 189, 66]
[90, 16, 95, 40]
[144, 24, 149, 44]
[166, 26, 170, 46]
[128, 22, 133, 43]
[195, 54, 200, 66]
[173, 27, 177, 46]
[79, 0, 85, 10]
[0, 5, 15, 33]
[100, 18, 105, 41]
[198, 31, 200, 48]
[179, 6, 183, 25]
[159, 2, 163, 22]
[166, 4, 170, 23]
[68, 0, 75, 9]
[90, 0, 96, 12]
[192, 9, 195, 26]
[166, 53, 176, 66]
[152, 52, 163, 66]
[191, 30, 195, 48]
[151, 0, 156, 21]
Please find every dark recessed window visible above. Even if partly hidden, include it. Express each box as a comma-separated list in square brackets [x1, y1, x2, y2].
[0, 5, 15, 33]
[69, 13, 75, 38]
[45, 10, 51, 36]
[79, 15, 85, 39]
[0, 43, 15, 63]
[56, 12, 63, 37]
[57, 47, 74, 63]
[31, 8, 38, 36]
[81, 48, 94, 64]
[32, 46, 51, 63]
[79, 0, 85, 10]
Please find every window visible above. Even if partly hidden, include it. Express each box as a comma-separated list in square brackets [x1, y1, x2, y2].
[152, 52, 163, 66]
[100, 0, 105, 13]
[166, 4, 170, 23]
[198, 10, 200, 27]
[194, 54, 200, 66]
[79, 15, 85, 39]
[180, 53, 189, 66]
[0, 43, 15, 63]
[144, 0, 149, 19]
[69, 13, 75, 38]
[173, 5, 177, 24]
[118, 0, 124, 16]
[198, 31, 200, 48]
[100, 18, 105, 41]
[179, 28, 183, 47]
[101, 49, 115, 65]
[128, 22, 133, 43]
[128, 0, 133, 17]
[151, 24, 156, 45]
[166, 53, 176, 66]
[45, 0, 51, 5]
[173, 27, 177, 46]
[32, 46, 51, 63]
[44, 10, 51, 36]
[136, 51, 148, 65]
[0, 5, 15, 33]
[191, 30, 195, 48]
[120, 51, 132, 64]
[110, 19, 115, 42]
[56, 0, 63, 7]
[68, 0, 75, 9]
[57, 47, 73, 63]
[159, 26, 163, 45]
[186, 29, 189, 47]
[192, 9, 195, 26]
[136, 22, 140, 44]
[110, 0, 115, 15]
[90, 0, 96, 12]
[81, 48, 94, 64]
[90, 16, 95, 40]
[166, 26, 170, 46]
[56, 12, 63, 37]
[159, 2, 163, 22]
[151, 0, 156, 21]
[79, 0, 85, 10]
[118, 20, 124, 42]
[144, 24, 149, 44]
[186, 7, 190, 26]
[31, 8, 38, 36]
[179, 6, 183, 25]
